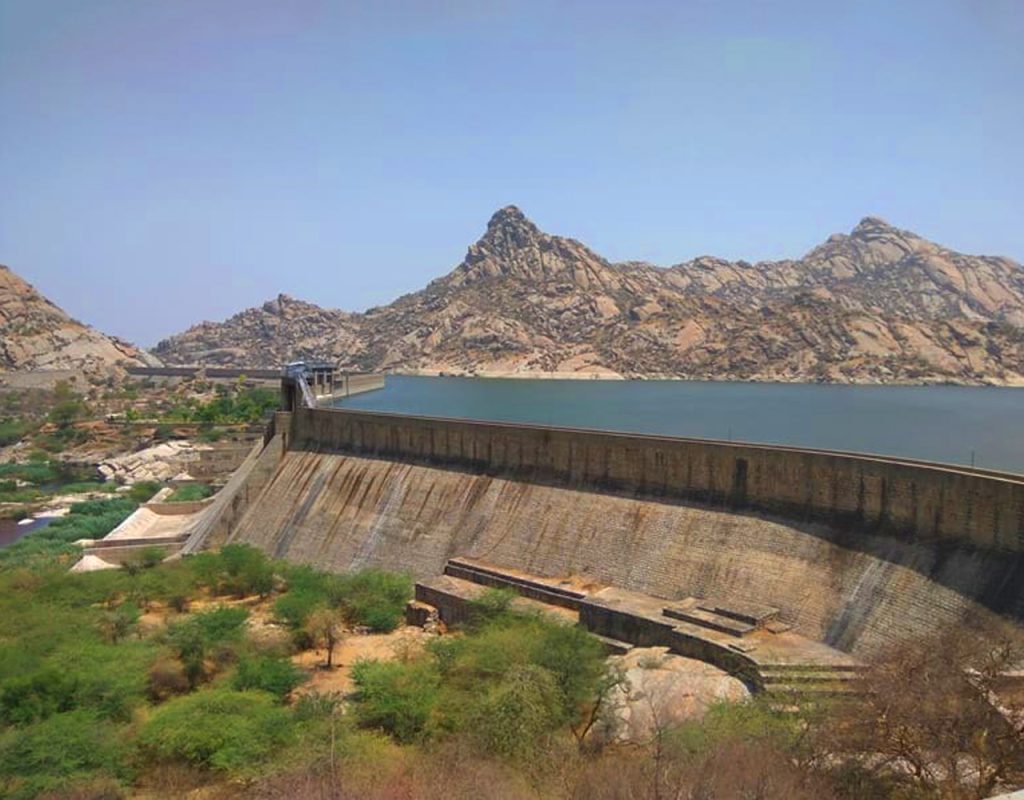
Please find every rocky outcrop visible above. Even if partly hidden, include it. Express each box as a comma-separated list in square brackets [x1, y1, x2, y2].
[0, 265, 155, 372]
[594, 647, 749, 744]
[154, 208, 1024, 385]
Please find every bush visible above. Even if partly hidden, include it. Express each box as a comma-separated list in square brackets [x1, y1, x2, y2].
[126, 481, 161, 504]
[0, 637, 153, 726]
[133, 547, 167, 571]
[97, 602, 140, 643]
[667, 697, 809, 759]
[424, 612, 608, 737]
[0, 668, 79, 726]
[351, 658, 441, 743]
[0, 419, 32, 446]
[167, 606, 249, 687]
[467, 587, 517, 625]
[189, 545, 274, 598]
[470, 664, 563, 761]
[0, 710, 130, 798]
[232, 656, 305, 701]
[330, 569, 413, 633]
[139, 689, 293, 774]
[166, 484, 214, 503]
[218, 544, 274, 597]
[147, 658, 190, 702]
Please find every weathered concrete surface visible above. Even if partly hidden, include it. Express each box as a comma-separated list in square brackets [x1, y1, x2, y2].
[228, 445, 1024, 658]
[289, 408, 1024, 551]
[179, 415, 289, 554]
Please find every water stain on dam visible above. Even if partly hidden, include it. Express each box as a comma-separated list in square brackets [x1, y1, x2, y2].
[227, 444, 1024, 659]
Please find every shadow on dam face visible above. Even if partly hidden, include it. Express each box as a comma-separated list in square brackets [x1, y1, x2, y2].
[220, 435, 1024, 660]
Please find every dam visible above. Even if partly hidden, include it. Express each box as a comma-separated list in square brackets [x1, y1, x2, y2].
[181, 385, 1024, 690]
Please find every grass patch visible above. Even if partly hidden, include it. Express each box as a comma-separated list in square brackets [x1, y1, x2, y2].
[167, 483, 214, 502]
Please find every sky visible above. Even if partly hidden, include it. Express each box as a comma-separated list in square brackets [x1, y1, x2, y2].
[1, 1, 1022, 347]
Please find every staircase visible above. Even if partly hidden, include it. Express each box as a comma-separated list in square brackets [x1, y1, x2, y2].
[758, 662, 866, 704]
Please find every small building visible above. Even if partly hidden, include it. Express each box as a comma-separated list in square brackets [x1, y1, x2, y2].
[305, 361, 336, 396]
[281, 360, 337, 410]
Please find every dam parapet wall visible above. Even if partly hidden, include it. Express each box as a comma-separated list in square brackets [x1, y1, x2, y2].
[289, 406, 1024, 553]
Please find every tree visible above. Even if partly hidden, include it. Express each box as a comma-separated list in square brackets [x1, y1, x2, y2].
[822, 627, 1024, 799]
[305, 605, 345, 669]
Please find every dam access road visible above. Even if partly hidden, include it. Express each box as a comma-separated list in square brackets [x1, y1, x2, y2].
[177, 391, 1024, 697]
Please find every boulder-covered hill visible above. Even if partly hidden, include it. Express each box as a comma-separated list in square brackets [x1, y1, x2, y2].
[0, 265, 154, 373]
[154, 208, 1024, 385]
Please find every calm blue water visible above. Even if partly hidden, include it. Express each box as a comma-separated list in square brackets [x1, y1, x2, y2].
[333, 376, 1024, 474]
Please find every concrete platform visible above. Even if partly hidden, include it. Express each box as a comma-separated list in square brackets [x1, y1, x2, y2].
[417, 558, 864, 701]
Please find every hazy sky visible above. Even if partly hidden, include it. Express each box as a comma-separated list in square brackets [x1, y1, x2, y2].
[1, 0, 1022, 346]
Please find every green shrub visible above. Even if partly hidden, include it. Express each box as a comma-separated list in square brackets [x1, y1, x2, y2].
[167, 606, 249, 687]
[470, 664, 563, 761]
[132, 546, 167, 570]
[0, 419, 32, 446]
[97, 601, 141, 643]
[127, 481, 161, 503]
[167, 483, 214, 502]
[232, 656, 306, 700]
[424, 613, 607, 735]
[0, 668, 79, 726]
[666, 697, 808, 757]
[330, 569, 413, 633]
[188, 545, 274, 598]
[218, 544, 274, 597]
[139, 688, 293, 774]
[351, 658, 441, 743]
[466, 587, 517, 625]
[0, 710, 130, 798]
[272, 563, 333, 632]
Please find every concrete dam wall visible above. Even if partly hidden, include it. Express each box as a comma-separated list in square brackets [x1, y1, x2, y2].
[222, 407, 1024, 658]
[288, 407, 1024, 550]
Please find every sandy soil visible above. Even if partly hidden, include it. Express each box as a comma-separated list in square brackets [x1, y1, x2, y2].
[293, 625, 437, 696]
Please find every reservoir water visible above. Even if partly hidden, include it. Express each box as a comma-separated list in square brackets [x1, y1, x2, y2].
[333, 376, 1024, 475]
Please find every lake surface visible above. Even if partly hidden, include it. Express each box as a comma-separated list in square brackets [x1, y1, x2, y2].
[333, 376, 1024, 474]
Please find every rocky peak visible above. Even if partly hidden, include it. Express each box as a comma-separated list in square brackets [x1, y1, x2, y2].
[849, 215, 915, 243]
[446, 205, 608, 287]
[469, 205, 544, 263]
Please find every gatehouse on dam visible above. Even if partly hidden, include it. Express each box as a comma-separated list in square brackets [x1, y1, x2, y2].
[180, 378, 1024, 692]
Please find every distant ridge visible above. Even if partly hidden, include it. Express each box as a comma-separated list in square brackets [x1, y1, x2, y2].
[154, 209, 1024, 385]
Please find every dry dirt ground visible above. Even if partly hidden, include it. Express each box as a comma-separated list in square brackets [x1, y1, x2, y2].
[292, 625, 437, 696]
[137, 592, 437, 699]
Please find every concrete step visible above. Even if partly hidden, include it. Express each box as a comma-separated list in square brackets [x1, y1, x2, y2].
[663, 605, 756, 637]
[759, 662, 867, 674]
[592, 634, 634, 656]
[696, 599, 779, 627]
[760, 669, 864, 685]
[764, 682, 862, 698]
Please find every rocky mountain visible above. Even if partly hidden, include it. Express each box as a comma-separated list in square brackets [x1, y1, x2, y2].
[0, 265, 154, 373]
[154, 208, 1024, 385]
